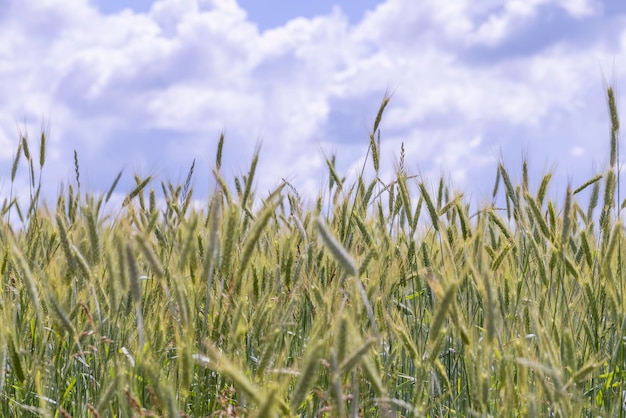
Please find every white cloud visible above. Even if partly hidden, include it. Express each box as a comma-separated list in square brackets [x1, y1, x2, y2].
[557, 0, 598, 18]
[1, 0, 625, 207]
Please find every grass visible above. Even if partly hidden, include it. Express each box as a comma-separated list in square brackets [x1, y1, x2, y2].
[1, 90, 625, 417]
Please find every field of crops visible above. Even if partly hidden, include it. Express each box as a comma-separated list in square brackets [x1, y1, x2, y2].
[1, 91, 625, 417]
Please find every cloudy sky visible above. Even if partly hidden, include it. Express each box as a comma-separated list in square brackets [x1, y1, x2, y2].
[2, 0, 626, 210]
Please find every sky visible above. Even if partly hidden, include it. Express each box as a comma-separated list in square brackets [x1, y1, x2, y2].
[2, 0, 626, 213]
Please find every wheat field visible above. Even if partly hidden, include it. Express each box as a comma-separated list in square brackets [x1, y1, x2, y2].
[0, 90, 625, 417]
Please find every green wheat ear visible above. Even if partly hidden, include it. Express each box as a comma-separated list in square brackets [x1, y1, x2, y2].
[37, 131, 45, 170]
[216, 131, 225, 170]
[290, 342, 323, 411]
[20, 130, 31, 161]
[608, 86, 619, 168]
[10, 140, 22, 182]
[73, 149, 80, 190]
[316, 216, 358, 278]
[369, 91, 388, 174]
